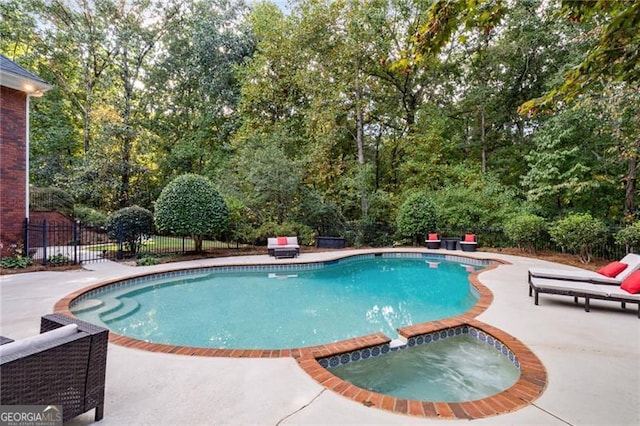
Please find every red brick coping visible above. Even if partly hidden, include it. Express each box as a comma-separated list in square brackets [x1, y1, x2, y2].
[54, 253, 547, 420]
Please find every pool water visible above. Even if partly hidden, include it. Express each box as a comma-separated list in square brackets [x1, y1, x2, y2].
[328, 335, 520, 402]
[72, 256, 481, 349]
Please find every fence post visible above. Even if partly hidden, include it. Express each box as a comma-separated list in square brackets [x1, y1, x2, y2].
[23, 217, 29, 258]
[42, 219, 48, 265]
[73, 220, 79, 265]
[117, 223, 124, 260]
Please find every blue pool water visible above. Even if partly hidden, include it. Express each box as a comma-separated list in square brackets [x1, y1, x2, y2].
[328, 334, 520, 402]
[72, 255, 483, 349]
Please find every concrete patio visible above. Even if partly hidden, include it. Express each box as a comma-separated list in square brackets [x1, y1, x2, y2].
[1, 249, 638, 425]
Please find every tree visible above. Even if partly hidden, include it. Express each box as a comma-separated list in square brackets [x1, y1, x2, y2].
[154, 174, 228, 252]
[549, 213, 607, 263]
[396, 191, 437, 246]
[520, 1, 640, 111]
[105, 205, 154, 255]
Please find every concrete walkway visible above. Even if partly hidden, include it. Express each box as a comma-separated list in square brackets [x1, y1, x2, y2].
[1, 249, 638, 425]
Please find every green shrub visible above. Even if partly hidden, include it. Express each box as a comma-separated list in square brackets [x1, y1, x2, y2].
[136, 254, 160, 266]
[396, 191, 437, 246]
[74, 205, 108, 228]
[47, 253, 70, 266]
[154, 174, 228, 252]
[615, 222, 640, 251]
[106, 205, 155, 255]
[548, 213, 607, 263]
[503, 214, 547, 252]
[0, 256, 32, 269]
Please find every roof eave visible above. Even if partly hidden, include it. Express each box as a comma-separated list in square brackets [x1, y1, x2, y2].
[1, 71, 53, 97]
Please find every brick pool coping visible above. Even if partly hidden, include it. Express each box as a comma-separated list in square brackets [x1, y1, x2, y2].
[54, 252, 547, 420]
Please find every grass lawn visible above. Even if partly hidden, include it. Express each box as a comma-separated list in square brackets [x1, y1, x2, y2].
[86, 235, 230, 253]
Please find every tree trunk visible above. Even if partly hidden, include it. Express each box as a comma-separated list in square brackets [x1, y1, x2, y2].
[355, 64, 367, 216]
[624, 143, 638, 217]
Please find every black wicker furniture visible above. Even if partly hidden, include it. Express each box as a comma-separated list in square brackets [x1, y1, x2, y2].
[0, 313, 109, 422]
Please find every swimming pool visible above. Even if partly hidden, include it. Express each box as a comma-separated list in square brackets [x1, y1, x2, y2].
[70, 253, 485, 349]
[59, 250, 548, 420]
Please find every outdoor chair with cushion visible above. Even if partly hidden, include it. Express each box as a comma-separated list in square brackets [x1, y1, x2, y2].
[425, 233, 441, 249]
[459, 233, 478, 252]
[0, 313, 109, 422]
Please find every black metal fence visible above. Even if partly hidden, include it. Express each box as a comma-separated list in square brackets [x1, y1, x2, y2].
[15, 219, 631, 266]
[23, 219, 239, 265]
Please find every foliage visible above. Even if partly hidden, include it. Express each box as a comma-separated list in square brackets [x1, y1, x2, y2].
[615, 222, 640, 251]
[521, 1, 640, 112]
[521, 106, 619, 219]
[105, 206, 155, 255]
[4, 0, 639, 250]
[154, 174, 229, 252]
[0, 244, 31, 269]
[503, 214, 547, 252]
[0, 256, 32, 269]
[396, 191, 437, 246]
[74, 206, 108, 228]
[431, 175, 522, 235]
[548, 213, 607, 263]
[136, 254, 161, 266]
[47, 253, 70, 266]
[30, 187, 74, 216]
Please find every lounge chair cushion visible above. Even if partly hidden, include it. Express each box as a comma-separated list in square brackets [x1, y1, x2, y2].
[597, 261, 628, 278]
[464, 234, 476, 242]
[621, 271, 640, 294]
[0, 324, 78, 357]
[277, 236, 288, 245]
[427, 233, 439, 241]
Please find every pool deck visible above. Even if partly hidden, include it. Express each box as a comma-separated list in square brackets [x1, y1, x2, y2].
[1, 248, 638, 425]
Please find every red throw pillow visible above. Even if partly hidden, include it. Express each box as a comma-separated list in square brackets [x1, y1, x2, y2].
[428, 233, 439, 241]
[597, 261, 628, 278]
[464, 234, 476, 243]
[620, 270, 640, 294]
[277, 237, 288, 245]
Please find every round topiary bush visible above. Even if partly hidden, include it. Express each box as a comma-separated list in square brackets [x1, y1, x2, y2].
[548, 213, 606, 263]
[615, 221, 640, 252]
[154, 174, 228, 252]
[503, 214, 547, 252]
[105, 205, 154, 255]
[396, 191, 438, 246]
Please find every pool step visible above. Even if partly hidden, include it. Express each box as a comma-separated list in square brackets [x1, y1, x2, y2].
[71, 298, 104, 314]
[101, 297, 140, 323]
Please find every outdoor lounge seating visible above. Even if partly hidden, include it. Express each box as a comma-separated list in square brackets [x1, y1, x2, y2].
[528, 276, 640, 318]
[0, 313, 109, 422]
[528, 253, 640, 285]
[267, 236, 300, 257]
[459, 233, 477, 252]
[425, 233, 441, 249]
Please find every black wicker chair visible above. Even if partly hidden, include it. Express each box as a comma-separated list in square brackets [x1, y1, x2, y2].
[0, 313, 109, 422]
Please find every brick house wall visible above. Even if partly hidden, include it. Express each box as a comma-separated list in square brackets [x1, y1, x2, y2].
[0, 86, 27, 256]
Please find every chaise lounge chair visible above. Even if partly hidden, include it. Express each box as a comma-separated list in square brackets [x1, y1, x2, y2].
[528, 253, 640, 285]
[528, 274, 640, 318]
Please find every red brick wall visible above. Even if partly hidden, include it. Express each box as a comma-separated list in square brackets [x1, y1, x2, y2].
[0, 86, 27, 257]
